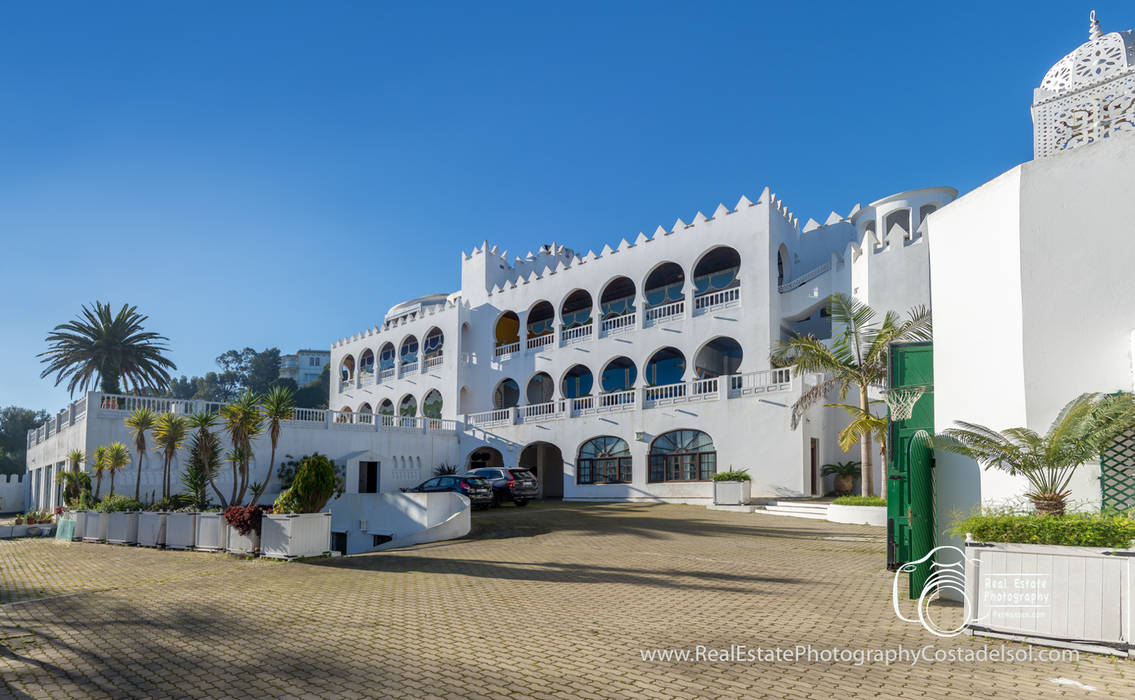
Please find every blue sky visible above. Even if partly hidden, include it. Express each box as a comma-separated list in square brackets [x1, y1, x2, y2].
[0, 1, 1122, 412]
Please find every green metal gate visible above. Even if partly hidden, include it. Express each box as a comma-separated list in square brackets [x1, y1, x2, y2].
[886, 342, 935, 598]
[1101, 428, 1135, 512]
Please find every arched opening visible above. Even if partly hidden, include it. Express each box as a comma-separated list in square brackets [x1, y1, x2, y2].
[336, 405, 353, 424]
[357, 402, 373, 425]
[493, 378, 519, 409]
[648, 429, 716, 482]
[562, 364, 593, 399]
[339, 355, 355, 382]
[599, 276, 636, 332]
[467, 446, 504, 471]
[776, 244, 790, 286]
[918, 204, 937, 232]
[600, 356, 637, 392]
[884, 208, 911, 240]
[423, 328, 444, 368]
[643, 262, 685, 321]
[399, 336, 419, 373]
[378, 342, 396, 377]
[645, 347, 685, 386]
[495, 311, 520, 349]
[358, 349, 375, 377]
[519, 441, 564, 499]
[459, 322, 472, 360]
[526, 301, 555, 350]
[694, 337, 743, 378]
[459, 386, 472, 414]
[399, 394, 417, 417]
[422, 389, 443, 419]
[561, 290, 592, 328]
[693, 246, 741, 303]
[577, 436, 632, 484]
[526, 372, 554, 405]
[378, 399, 395, 416]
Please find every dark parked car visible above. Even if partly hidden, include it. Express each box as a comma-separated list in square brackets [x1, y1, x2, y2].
[465, 468, 538, 506]
[407, 475, 494, 509]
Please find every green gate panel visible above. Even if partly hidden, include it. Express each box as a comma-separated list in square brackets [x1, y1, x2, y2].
[1101, 428, 1135, 512]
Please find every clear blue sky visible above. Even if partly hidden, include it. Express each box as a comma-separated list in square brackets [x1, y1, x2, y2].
[0, 1, 1122, 412]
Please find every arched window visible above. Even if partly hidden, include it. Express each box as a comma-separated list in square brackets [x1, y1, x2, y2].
[526, 372, 554, 404]
[378, 399, 395, 416]
[776, 244, 789, 286]
[399, 395, 417, 417]
[339, 355, 355, 381]
[694, 337, 743, 378]
[422, 389, 443, 419]
[400, 336, 419, 367]
[562, 364, 593, 399]
[358, 349, 375, 376]
[643, 263, 684, 308]
[357, 402, 373, 424]
[526, 301, 555, 338]
[495, 311, 520, 347]
[379, 343, 396, 371]
[493, 378, 519, 409]
[645, 347, 685, 386]
[918, 204, 937, 230]
[600, 276, 636, 319]
[648, 430, 716, 482]
[423, 328, 444, 359]
[884, 208, 911, 240]
[600, 357, 637, 392]
[561, 289, 593, 329]
[577, 436, 632, 484]
[693, 246, 740, 295]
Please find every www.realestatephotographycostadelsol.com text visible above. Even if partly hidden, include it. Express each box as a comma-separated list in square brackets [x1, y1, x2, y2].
[638, 644, 1078, 666]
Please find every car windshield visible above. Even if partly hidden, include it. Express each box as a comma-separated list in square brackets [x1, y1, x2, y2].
[509, 469, 535, 480]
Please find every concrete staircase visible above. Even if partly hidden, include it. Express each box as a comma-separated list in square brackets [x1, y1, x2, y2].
[756, 500, 830, 520]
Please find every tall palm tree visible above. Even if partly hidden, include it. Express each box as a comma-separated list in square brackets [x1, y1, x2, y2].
[188, 412, 226, 508]
[938, 392, 1135, 515]
[152, 413, 189, 500]
[105, 442, 131, 497]
[219, 391, 264, 505]
[124, 407, 156, 499]
[92, 445, 108, 500]
[37, 302, 177, 396]
[66, 449, 84, 474]
[252, 385, 295, 505]
[772, 293, 931, 498]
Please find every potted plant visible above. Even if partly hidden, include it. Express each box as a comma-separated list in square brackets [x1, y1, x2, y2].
[821, 461, 860, 496]
[262, 454, 338, 559]
[826, 495, 887, 526]
[223, 505, 269, 555]
[711, 469, 752, 505]
[99, 495, 143, 544]
[137, 503, 167, 548]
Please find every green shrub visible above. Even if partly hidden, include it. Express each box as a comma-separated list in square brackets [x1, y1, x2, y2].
[711, 470, 751, 482]
[950, 509, 1135, 548]
[273, 453, 340, 514]
[147, 494, 196, 512]
[95, 495, 144, 513]
[832, 495, 886, 507]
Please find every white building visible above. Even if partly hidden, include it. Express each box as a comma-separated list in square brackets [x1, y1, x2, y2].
[279, 349, 330, 386]
[931, 12, 1135, 520]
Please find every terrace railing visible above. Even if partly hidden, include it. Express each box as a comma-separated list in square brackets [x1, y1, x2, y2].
[494, 341, 520, 360]
[643, 300, 684, 327]
[560, 323, 594, 347]
[600, 312, 636, 336]
[693, 287, 740, 314]
[526, 333, 554, 351]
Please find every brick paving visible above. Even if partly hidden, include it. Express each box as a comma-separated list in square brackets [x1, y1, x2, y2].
[0, 502, 1131, 698]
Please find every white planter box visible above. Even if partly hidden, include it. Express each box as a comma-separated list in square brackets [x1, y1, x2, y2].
[225, 524, 260, 555]
[72, 510, 92, 540]
[827, 504, 887, 527]
[165, 512, 197, 550]
[10, 525, 29, 538]
[713, 480, 751, 505]
[106, 512, 140, 544]
[194, 512, 225, 551]
[83, 512, 109, 542]
[137, 512, 167, 547]
[262, 513, 332, 560]
[964, 541, 1135, 656]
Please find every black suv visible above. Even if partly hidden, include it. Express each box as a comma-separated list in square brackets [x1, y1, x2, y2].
[407, 475, 494, 509]
[465, 468, 539, 506]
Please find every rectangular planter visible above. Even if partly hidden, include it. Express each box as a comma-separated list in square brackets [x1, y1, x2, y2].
[194, 512, 225, 551]
[225, 525, 260, 555]
[137, 512, 167, 548]
[713, 480, 751, 505]
[964, 541, 1135, 656]
[83, 512, 109, 542]
[261, 513, 332, 560]
[72, 510, 91, 541]
[106, 512, 140, 544]
[165, 512, 197, 550]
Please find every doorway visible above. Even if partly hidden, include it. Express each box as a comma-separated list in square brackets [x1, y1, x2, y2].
[519, 441, 564, 499]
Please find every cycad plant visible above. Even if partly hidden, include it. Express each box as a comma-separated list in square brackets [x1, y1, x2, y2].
[124, 407, 156, 499]
[92, 445, 108, 500]
[252, 385, 295, 506]
[772, 293, 931, 499]
[66, 449, 84, 473]
[219, 391, 264, 505]
[152, 413, 189, 500]
[105, 442, 131, 497]
[939, 392, 1135, 515]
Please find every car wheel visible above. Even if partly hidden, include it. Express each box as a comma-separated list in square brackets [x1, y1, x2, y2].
[514, 499, 528, 507]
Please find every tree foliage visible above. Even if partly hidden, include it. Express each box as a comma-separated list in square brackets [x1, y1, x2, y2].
[0, 406, 49, 475]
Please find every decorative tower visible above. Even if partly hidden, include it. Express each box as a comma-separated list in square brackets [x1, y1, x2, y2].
[1032, 11, 1135, 158]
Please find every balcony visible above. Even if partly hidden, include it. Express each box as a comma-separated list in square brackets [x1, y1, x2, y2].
[526, 333, 554, 352]
[643, 299, 684, 327]
[693, 287, 740, 315]
[600, 312, 636, 337]
[560, 322, 593, 347]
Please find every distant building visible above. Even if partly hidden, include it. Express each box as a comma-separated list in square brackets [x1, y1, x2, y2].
[279, 349, 330, 386]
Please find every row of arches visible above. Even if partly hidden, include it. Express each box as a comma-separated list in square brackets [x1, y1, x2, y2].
[340, 327, 445, 381]
[494, 245, 741, 346]
[488, 337, 743, 408]
[340, 389, 444, 418]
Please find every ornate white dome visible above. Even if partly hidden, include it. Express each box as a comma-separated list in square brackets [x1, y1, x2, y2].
[1039, 11, 1135, 94]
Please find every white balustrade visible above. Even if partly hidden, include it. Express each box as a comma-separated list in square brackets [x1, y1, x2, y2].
[494, 341, 520, 359]
[560, 323, 593, 346]
[526, 333, 554, 351]
[379, 367, 396, 382]
[693, 287, 740, 314]
[570, 396, 594, 414]
[600, 313, 636, 336]
[777, 262, 831, 293]
[642, 382, 687, 407]
[643, 300, 684, 326]
[727, 369, 794, 397]
[520, 401, 562, 423]
[400, 363, 419, 379]
[424, 354, 444, 370]
[690, 376, 719, 398]
[468, 408, 514, 428]
[292, 408, 327, 423]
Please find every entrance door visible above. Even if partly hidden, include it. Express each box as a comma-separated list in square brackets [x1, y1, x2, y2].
[519, 442, 564, 499]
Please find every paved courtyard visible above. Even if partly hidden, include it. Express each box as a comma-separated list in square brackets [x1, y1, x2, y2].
[0, 503, 1130, 699]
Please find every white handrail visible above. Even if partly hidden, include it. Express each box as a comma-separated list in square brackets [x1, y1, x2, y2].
[693, 287, 740, 313]
[778, 261, 831, 293]
[494, 341, 520, 358]
[643, 300, 684, 325]
[601, 312, 636, 335]
[526, 333, 554, 351]
[560, 323, 593, 346]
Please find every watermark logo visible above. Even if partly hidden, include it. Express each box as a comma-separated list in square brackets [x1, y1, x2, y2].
[892, 545, 976, 637]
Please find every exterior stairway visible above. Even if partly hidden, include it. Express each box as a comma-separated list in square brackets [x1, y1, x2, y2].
[756, 500, 830, 520]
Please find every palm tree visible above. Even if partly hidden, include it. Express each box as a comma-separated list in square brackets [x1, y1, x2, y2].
[92, 445, 108, 500]
[938, 392, 1135, 515]
[105, 442, 131, 496]
[188, 412, 226, 507]
[152, 413, 189, 500]
[37, 301, 177, 396]
[252, 385, 295, 506]
[772, 293, 932, 499]
[124, 407, 156, 499]
[66, 449, 84, 473]
[219, 391, 264, 505]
